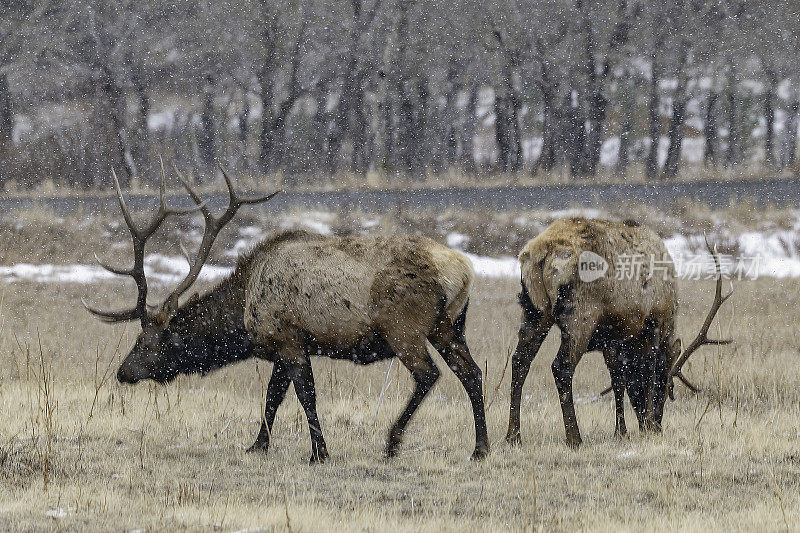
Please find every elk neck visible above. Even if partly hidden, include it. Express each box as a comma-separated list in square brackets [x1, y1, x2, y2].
[165, 266, 260, 375]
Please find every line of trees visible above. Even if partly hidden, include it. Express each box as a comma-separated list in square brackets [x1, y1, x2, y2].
[0, 0, 799, 189]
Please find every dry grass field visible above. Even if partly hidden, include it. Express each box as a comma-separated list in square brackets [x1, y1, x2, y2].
[1, 271, 799, 531]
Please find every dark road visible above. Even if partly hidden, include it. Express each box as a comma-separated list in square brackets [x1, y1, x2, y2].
[1, 177, 797, 214]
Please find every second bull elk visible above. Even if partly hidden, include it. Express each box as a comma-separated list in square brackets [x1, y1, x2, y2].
[84, 164, 489, 462]
[505, 218, 732, 448]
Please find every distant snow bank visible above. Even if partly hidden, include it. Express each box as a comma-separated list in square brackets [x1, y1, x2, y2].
[464, 254, 520, 279]
[3, 227, 800, 284]
[0, 255, 234, 285]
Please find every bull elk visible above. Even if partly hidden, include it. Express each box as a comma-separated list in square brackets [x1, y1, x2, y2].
[505, 218, 732, 448]
[84, 164, 489, 462]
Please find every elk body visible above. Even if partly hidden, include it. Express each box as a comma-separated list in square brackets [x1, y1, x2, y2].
[505, 218, 731, 448]
[85, 165, 489, 462]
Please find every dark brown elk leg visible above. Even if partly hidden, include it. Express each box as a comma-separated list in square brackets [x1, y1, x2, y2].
[248, 359, 291, 453]
[644, 328, 668, 433]
[552, 330, 591, 449]
[602, 348, 627, 437]
[283, 347, 329, 463]
[385, 340, 440, 458]
[505, 311, 553, 445]
[429, 318, 489, 460]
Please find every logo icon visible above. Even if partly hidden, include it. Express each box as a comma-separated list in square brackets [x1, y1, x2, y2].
[578, 251, 608, 282]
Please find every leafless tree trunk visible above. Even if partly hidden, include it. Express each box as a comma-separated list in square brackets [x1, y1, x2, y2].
[645, 61, 661, 180]
[259, 5, 307, 174]
[494, 92, 512, 172]
[615, 74, 633, 177]
[786, 98, 799, 168]
[197, 73, 217, 169]
[98, 65, 136, 187]
[410, 78, 429, 179]
[725, 78, 742, 167]
[0, 72, 12, 187]
[535, 67, 559, 174]
[441, 59, 459, 171]
[312, 82, 330, 170]
[662, 89, 686, 179]
[764, 70, 776, 167]
[704, 89, 718, 166]
[564, 91, 587, 178]
[459, 83, 477, 173]
[663, 44, 688, 180]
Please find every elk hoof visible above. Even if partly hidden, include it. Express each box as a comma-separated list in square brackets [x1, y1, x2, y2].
[614, 427, 628, 438]
[505, 432, 522, 446]
[384, 433, 402, 459]
[309, 448, 329, 464]
[384, 444, 399, 459]
[246, 439, 270, 454]
[565, 435, 583, 449]
[471, 445, 489, 461]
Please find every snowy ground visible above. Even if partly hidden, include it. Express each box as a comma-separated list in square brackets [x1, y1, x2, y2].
[1, 205, 799, 285]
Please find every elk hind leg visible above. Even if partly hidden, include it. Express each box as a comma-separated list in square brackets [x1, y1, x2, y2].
[282, 345, 329, 463]
[506, 304, 553, 445]
[248, 359, 291, 453]
[385, 338, 440, 458]
[602, 348, 627, 437]
[428, 304, 489, 460]
[552, 319, 594, 448]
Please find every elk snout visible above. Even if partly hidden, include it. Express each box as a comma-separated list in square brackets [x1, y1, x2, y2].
[117, 361, 143, 384]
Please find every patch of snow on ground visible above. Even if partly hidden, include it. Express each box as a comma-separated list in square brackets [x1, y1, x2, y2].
[362, 217, 381, 228]
[546, 207, 605, 220]
[0, 264, 117, 284]
[0, 255, 233, 285]
[279, 212, 334, 235]
[464, 253, 519, 278]
[737, 231, 800, 278]
[666, 231, 800, 279]
[446, 232, 470, 249]
[45, 507, 69, 519]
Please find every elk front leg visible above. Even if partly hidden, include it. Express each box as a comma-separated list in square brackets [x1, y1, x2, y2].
[429, 325, 489, 460]
[385, 340, 440, 458]
[248, 359, 291, 453]
[506, 311, 553, 445]
[603, 348, 627, 437]
[283, 347, 329, 463]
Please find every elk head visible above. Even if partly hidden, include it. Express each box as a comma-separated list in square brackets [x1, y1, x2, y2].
[83, 160, 279, 384]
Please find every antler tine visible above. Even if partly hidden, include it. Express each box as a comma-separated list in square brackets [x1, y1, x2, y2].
[172, 163, 213, 219]
[669, 238, 734, 380]
[160, 165, 280, 309]
[139, 161, 206, 240]
[178, 240, 193, 267]
[94, 252, 132, 277]
[81, 298, 141, 323]
[217, 164, 283, 208]
[218, 164, 238, 206]
[111, 169, 139, 237]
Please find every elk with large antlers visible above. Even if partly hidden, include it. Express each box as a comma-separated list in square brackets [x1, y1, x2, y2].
[85, 164, 489, 462]
[505, 218, 732, 448]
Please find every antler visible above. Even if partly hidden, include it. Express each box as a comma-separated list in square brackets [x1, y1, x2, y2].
[83, 158, 205, 326]
[668, 237, 734, 397]
[164, 163, 281, 311]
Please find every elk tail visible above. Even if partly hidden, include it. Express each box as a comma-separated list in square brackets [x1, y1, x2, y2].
[453, 299, 469, 340]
